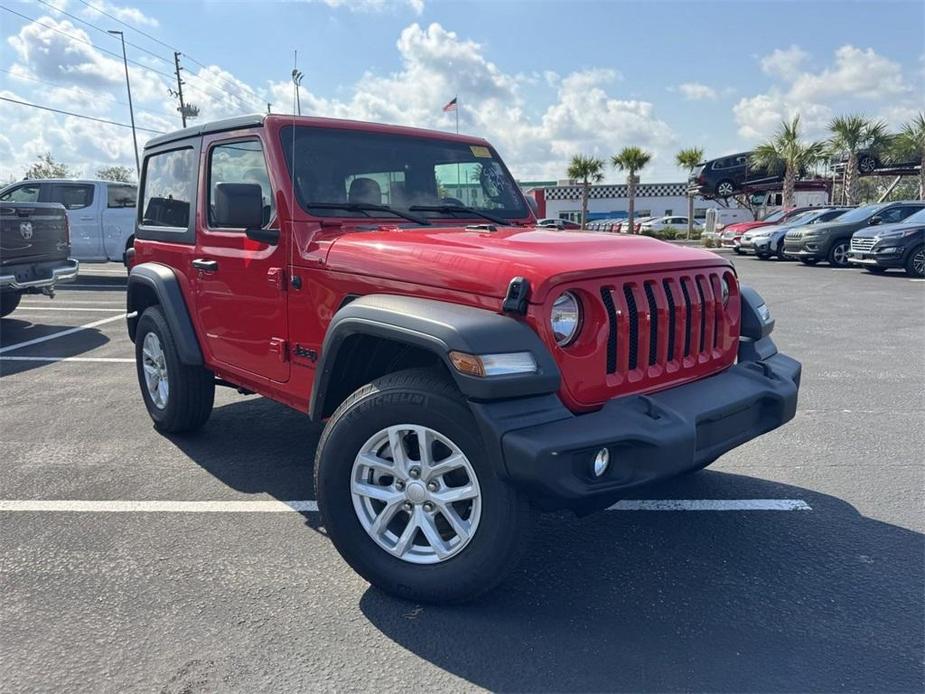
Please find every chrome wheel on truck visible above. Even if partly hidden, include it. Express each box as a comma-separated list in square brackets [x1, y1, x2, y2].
[315, 368, 531, 603]
[351, 424, 482, 564]
[141, 332, 169, 409]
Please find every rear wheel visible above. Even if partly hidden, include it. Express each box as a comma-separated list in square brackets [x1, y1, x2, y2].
[135, 306, 214, 433]
[0, 293, 21, 318]
[715, 180, 735, 198]
[858, 155, 878, 174]
[827, 240, 851, 267]
[315, 368, 532, 603]
[906, 245, 925, 278]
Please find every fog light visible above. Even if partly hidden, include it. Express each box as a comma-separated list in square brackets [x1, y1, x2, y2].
[592, 448, 610, 477]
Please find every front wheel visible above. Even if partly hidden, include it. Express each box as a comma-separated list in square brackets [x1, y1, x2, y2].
[756, 250, 771, 260]
[906, 245, 925, 278]
[315, 368, 532, 603]
[800, 258, 819, 265]
[865, 266, 887, 275]
[715, 180, 735, 197]
[134, 306, 214, 433]
[827, 240, 851, 267]
[0, 293, 21, 318]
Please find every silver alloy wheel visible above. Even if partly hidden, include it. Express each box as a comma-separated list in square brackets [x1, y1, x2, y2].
[832, 242, 849, 266]
[914, 248, 925, 277]
[141, 332, 169, 410]
[717, 181, 734, 197]
[351, 424, 482, 564]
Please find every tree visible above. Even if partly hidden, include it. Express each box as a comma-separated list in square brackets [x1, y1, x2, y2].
[611, 146, 652, 233]
[97, 165, 135, 183]
[750, 115, 825, 208]
[827, 115, 888, 205]
[567, 154, 605, 229]
[896, 112, 925, 199]
[23, 152, 71, 179]
[675, 146, 704, 238]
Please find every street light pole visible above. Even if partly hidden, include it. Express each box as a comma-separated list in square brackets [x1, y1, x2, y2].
[108, 30, 140, 178]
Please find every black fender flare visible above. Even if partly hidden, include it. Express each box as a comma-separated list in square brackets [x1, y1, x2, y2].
[309, 294, 561, 419]
[126, 262, 203, 365]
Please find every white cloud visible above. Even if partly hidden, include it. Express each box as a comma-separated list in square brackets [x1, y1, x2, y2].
[676, 82, 718, 101]
[735, 44, 918, 142]
[79, 1, 160, 28]
[760, 45, 809, 80]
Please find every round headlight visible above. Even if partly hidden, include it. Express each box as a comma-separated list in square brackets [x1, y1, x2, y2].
[551, 291, 581, 346]
[721, 277, 730, 306]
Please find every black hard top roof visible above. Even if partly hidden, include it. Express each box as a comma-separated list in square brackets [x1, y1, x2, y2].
[144, 114, 265, 149]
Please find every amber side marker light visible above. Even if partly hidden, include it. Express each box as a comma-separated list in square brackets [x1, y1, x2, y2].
[448, 351, 537, 377]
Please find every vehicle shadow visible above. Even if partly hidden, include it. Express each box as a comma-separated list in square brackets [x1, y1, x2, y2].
[167, 398, 924, 692]
[0, 318, 110, 377]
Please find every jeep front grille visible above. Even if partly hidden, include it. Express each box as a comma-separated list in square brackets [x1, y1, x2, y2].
[851, 237, 876, 252]
[600, 271, 729, 377]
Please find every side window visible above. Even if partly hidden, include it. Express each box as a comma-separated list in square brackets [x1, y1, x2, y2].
[890, 205, 924, 223]
[0, 183, 42, 202]
[48, 183, 94, 210]
[208, 140, 274, 228]
[141, 148, 196, 228]
[107, 184, 137, 208]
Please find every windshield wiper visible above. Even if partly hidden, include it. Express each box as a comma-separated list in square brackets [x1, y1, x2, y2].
[304, 201, 430, 226]
[408, 204, 510, 227]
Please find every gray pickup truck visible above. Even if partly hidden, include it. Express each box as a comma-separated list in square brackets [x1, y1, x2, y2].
[1, 202, 79, 317]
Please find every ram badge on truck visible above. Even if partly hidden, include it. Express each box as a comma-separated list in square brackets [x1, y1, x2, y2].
[126, 115, 801, 603]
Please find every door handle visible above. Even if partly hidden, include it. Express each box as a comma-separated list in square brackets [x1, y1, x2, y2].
[192, 258, 218, 272]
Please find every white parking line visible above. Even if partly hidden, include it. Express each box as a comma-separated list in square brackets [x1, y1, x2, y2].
[60, 284, 126, 289]
[19, 300, 125, 306]
[0, 313, 126, 354]
[11, 307, 125, 312]
[0, 499, 811, 513]
[0, 356, 134, 363]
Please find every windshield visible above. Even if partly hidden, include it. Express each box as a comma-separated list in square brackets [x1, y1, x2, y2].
[780, 211, 817, 226]
[899, 208, 925, 225]
[280, 126, 528, 221]
[761, 209, 787, 223]
[834, 204, 885, 223]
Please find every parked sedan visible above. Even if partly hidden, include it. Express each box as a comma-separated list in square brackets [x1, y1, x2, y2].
[848, 207, 925, 277]
[537, 218, 581, 230]
[783, 201, 925, 267]
[739, 208, 852, 259]
[639, 215, 702, 233]
[722, 207, 819, 251]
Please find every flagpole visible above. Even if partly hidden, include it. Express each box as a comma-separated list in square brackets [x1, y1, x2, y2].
[455, 95, 461, 202]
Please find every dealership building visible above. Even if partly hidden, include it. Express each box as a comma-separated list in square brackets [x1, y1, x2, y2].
[523, 180, 742, 222]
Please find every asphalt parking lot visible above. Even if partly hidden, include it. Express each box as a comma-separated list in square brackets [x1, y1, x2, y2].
[1, 256, 922, 692]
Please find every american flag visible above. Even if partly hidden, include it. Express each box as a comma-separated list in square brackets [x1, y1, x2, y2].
[442, 96, 458, 112]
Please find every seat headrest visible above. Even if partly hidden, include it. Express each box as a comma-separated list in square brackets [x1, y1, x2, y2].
[348, 178, 382, 205]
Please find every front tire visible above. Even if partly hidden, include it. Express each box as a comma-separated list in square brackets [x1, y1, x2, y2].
[0, 293, 21, 318]
[864, 266, 887, 275]
[906, 245, 925, 278]
[135, 306, 214, 433]
[800, 258, 819, 265]
[827, 240, 851, 267]
[715, 179, 735, 197]
[315, 368, 532, 603]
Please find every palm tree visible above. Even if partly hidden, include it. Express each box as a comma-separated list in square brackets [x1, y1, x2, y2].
[567, 154, 605, 229]
[676, 146, 704, 239]
[896, 112, 925, 199]
[828, 115, 889, 205]
[750, 115, 825, 208]
[612, 146, 652, 233]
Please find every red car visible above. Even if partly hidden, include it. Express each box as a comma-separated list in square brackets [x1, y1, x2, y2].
[126, 115, 800, 603]
[721, 207, 820, 252]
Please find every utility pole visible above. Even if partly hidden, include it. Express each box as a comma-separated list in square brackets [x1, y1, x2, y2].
[173, 51, 188, 127]
[107, 30, 139, 178]
[267, 102, 272, 114]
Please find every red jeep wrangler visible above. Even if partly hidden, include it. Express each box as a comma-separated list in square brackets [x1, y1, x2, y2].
[127, 115, 800, 602]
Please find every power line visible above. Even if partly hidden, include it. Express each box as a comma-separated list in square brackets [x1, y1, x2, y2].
[0, 4, 176, 82]
[72, 0, 265, 110]
[0, 95, 164, 133]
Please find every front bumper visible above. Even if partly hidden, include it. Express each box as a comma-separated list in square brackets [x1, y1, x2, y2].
[737, 238, 771, 254]
[472, 347, 801, 513]
[847, 249, 905, 269]
[783, 236, 826, 259]
[0, 258, 79, 292]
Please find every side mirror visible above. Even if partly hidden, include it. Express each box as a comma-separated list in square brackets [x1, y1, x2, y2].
[869, 216, 882, 226]
[214, 182, 265, 230]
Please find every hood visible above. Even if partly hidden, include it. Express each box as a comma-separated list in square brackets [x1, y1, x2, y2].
[724, 220, 768, 234]
[743, 223, 789, 238]
[853, 219, 925, 239]
[323, 226, 731, 302]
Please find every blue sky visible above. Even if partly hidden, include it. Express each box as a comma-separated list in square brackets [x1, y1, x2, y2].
[1, 0, 923, 182]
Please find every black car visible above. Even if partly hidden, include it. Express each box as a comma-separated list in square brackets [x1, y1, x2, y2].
[689, 151, 780, 198]
[832, 138, 923, 175]
[783, 201, 925, 267]
[848, 207, 925, 277]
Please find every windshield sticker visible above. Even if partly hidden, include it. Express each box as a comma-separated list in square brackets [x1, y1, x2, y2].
[470, 145, 492, 158]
